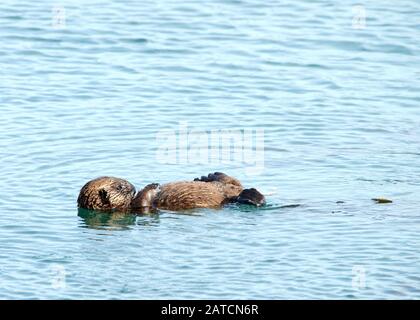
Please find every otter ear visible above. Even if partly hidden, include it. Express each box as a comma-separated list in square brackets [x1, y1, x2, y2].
[99, 189, 111, 206]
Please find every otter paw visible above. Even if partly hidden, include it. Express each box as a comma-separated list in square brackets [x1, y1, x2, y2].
[194, 172, 226, 182]
[236, 188, 266, 207]
[194, 172, 242, 187]
[131, 183, 161, 210]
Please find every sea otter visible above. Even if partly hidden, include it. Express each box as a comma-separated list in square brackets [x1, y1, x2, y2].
[77, 172, 265, 213]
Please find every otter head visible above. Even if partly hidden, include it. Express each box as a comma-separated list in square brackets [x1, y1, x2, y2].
[131, 183, 161, 211]
[77, 176, 136, 211]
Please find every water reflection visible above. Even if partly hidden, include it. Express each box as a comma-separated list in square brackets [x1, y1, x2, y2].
[77, 208, 160, 230]
[230, 202, 301, 212]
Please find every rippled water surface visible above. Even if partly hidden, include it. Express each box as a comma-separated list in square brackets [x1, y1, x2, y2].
[1, 0, 419, 299]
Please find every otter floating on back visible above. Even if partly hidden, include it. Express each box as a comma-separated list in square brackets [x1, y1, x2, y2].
[77, 172, 265, 213]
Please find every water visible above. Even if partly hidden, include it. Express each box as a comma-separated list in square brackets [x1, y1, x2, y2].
[0, 0, 419, 299]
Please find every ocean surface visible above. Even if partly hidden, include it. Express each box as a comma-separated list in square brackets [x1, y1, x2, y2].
[0, 0, 419, 299]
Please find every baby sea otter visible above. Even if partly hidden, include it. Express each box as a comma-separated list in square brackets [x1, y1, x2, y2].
[77, 172, 265, 213]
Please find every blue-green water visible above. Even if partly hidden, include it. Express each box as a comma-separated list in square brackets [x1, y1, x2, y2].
[1, 0, 419, 299]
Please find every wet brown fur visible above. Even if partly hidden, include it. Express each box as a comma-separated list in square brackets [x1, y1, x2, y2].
[150, 181, 243, 210]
